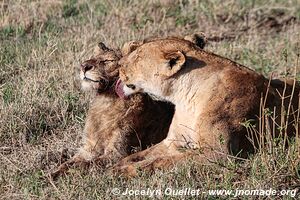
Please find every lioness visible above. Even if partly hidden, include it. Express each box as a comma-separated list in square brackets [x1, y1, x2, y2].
[51, 35, 206, 177]
[115, 37, 299, 175]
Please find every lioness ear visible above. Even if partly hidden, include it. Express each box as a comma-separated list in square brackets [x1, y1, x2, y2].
[162, 51, 186, 77]
[121, 41, 143, 55]
[184, 32, 206, 49]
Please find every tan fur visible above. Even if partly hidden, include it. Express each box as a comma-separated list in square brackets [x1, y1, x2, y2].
[116, 37, 299, 176]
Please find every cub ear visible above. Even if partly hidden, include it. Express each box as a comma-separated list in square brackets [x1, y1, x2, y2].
[94, 42, 110, 56]
[121, 41, 143, 55]
[184, 32, 206, 49]
[162, 51, 186, 77]
[98, 42, 110, 51]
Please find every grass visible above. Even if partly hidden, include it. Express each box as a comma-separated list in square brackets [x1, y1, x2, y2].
[0, 0, 299, 199]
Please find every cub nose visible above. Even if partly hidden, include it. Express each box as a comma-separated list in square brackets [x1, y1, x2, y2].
[81, 63, 94, 73]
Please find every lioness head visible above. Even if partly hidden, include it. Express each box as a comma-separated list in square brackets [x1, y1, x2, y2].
[80, 42, 121, 93]
[116, 38, 200, 99]
[115, 34, 206, 99]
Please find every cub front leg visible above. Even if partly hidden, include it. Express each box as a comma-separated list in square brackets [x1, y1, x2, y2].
[50, 128, 129, 178]
[49, 153, 90, 179]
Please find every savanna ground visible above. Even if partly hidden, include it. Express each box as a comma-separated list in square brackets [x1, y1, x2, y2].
[0, 0, 300, 199]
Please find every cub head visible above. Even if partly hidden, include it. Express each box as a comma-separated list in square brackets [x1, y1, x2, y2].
[80, 42, 121, 93]
[116, 37, 201, 99]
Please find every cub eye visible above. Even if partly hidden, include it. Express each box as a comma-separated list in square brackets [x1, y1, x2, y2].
[126, 84, 136, 90]
[101, 60, 115, 64]
[99, 79, 106, 85]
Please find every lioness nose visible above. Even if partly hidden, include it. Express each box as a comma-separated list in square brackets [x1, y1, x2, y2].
[81, 63, 94, 72]
[119, 68, 129, 81]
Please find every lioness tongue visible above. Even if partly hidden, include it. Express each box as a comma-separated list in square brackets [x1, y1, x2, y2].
[115, 79, 126, 99]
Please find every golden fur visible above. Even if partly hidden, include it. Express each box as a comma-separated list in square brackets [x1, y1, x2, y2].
[116, 37, 299, 176]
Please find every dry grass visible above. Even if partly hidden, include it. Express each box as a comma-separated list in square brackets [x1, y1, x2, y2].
[0, 0, 300, 199]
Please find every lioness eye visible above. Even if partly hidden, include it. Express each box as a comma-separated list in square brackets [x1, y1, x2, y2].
[126, 84, 136, 90]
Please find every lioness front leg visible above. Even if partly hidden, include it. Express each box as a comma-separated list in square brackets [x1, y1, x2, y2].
[111, 139, 202, 177]
[111, 110, 233, 177]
